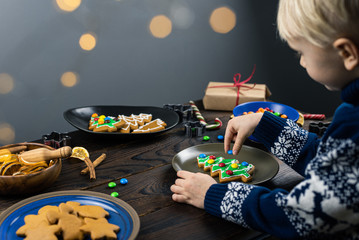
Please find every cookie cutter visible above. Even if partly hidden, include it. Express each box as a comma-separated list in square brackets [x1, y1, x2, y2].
[309, 122, 331, 137]
[42, 131, 71, 149]
[184, 121, 206, 137]
[163, 104, 193, 122]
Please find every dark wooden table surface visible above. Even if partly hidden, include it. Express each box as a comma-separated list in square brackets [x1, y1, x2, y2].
[0, 101, 314, 240]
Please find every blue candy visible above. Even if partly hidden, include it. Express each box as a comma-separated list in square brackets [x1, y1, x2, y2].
[227, 150, 233, 155]
[242, 161, 249, 166]
[217, 135, 224, 141]
[120, 178, 128, 185]
[199, 153, 207, 158]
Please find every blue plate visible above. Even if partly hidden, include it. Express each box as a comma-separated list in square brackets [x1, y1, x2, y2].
[233, 101, 299, 121]
[0, 190, 140, 240]
[233, 101, 299, 142]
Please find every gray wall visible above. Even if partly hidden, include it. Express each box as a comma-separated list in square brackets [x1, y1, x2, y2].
[0, 0, 341, 145]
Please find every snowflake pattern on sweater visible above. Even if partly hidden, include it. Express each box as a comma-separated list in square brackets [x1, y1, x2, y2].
[276, 136, 359, 238]
[270, 119, 308, 167]
[204, 78, 359, 239]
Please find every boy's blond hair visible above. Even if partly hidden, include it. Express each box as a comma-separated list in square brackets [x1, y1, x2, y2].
[277, 0, 359, 47]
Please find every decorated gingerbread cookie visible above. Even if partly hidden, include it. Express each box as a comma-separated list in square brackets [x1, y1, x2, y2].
[132, 118, 167, 133]
[89, 114, 125, 132]
[197, 154, 255, 183]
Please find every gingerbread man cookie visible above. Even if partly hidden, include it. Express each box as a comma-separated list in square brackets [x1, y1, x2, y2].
[46, 203, 84, 240]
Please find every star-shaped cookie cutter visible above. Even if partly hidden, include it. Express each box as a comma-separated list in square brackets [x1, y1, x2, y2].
[42, 131, 71, 149]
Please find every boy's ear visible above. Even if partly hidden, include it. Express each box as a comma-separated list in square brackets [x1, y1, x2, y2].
[333, 38, 359, 71]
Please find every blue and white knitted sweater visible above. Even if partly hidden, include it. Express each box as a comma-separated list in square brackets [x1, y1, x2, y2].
[205, 79, 359, 239]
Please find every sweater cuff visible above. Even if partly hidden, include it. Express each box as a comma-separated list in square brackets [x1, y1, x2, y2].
[252, 111, 287, 149]
[204, 183, 229, 218]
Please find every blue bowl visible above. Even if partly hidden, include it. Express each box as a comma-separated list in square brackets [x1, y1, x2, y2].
[233, 101, 299, 142]
[233, 101, 299, 121]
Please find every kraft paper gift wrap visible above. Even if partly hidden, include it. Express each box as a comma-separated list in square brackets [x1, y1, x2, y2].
[203, 82, 271, 111]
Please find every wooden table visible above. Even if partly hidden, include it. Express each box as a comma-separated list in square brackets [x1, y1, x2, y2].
[0, 101, 308, 240]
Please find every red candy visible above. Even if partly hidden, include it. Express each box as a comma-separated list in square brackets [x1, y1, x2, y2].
[209, 155, 216, 159]
[226, 170, 233, 175]
[218, 163, 225, 167]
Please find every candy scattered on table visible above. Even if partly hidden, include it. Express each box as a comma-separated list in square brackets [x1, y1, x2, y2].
[110, 192, 119, 197]
[120, 178, 128, 185]
[217, 135, 224, 141]
[108, 182, 116, 188]
[203, 136, 210, 141]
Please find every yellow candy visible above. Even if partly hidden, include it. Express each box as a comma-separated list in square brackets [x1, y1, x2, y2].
[231, 163, 238, 169]
[0, 149, 12, 163]
[98, 119, 105, 124]
[208, 159, 215, 164]
[99, 115, 106, 119]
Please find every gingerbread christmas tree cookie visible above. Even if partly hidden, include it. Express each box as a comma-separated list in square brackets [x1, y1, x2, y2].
[197, 154, 255, 183]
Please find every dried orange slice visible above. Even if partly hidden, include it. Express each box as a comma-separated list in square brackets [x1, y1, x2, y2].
[1, 162, 21, 176]
[71, 147, 90, 160]
[0, 149, 12, 163]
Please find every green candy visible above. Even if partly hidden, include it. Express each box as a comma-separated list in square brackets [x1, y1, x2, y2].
[111, 192, 119, 197]
[108, 182, 117, 188]
[203, 136, 210, 141]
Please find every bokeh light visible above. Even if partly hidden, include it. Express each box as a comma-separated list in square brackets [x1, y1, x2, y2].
[0, 123, 15, 145]
[61, 71, 79, 87]
[149, 15, 172, 39]
[79, 33, 97, 51]
[209, 7, 236, 34]
[55, 0, 81, 12]
[171, 5, 194, 29]
[0, 73, 14, 94]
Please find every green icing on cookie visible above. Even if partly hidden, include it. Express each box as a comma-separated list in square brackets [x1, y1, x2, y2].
[91, 116, 122, 129]
[197, 155, 253, 179]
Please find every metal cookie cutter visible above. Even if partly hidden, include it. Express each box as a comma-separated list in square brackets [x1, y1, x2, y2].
[163, 104, 193, 122]
[42, 131, 71, 149]
[184, 121, 206, 137]
[309, 122, 331, 137]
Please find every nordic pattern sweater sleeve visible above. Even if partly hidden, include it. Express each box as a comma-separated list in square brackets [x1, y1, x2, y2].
[204, 79, 359, 239]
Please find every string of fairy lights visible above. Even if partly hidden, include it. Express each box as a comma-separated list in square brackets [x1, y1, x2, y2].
[0, 0, 237, 144]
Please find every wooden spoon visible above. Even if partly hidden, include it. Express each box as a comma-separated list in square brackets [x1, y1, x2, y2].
[19, 146, 72, 164]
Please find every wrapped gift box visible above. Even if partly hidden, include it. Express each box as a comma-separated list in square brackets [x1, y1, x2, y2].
[203, 82, 271, 111]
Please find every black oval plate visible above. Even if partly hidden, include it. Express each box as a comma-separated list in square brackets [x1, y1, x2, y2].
[172, 143, 279, 185]
[63, 105, 179, 136]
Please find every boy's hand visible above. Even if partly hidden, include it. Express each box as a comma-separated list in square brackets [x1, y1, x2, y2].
[224, 113, 263, 155]
[171, 170, 216, 209]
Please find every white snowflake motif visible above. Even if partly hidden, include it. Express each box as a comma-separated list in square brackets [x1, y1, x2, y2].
[347, 166, 359, 192]
[278, 137, 359, 238]
[270, 119, 308, 167]
[220, 183, 254, 228]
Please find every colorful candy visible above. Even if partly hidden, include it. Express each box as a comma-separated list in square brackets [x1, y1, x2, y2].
[108, 182, 116, 188]
[203, 136, 210, 141]
[110, 192, 119, 197]
[217, 135, 224, 141]
[303, 114, 326, 120]
[189, 100, 223, 130]
[242, 107, 288, 119]
[120, 178, 128, 185]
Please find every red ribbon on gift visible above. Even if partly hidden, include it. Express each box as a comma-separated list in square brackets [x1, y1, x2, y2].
[209, 65, 257, 106]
